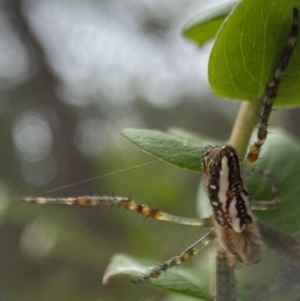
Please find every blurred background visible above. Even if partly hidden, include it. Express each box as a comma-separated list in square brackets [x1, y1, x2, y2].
[1, 0, 300, 300]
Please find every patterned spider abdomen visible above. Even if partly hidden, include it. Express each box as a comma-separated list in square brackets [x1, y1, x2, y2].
[202, 145, 261, 265]
[202, 145, 253, 232]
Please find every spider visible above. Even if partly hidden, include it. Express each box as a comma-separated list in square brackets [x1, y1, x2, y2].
[22, 7, 300, 299]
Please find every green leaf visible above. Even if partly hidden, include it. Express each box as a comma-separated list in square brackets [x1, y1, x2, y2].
[209, 0, 300, 107]
[168, 128, 221, 146]
[103, 254, 214, 301]
[148, 274, 214, 301]
[165, 295, 201, 301]
[102, 253, 148, 284]
[183, 1, 240, 46]
[121, 129, 219, 172]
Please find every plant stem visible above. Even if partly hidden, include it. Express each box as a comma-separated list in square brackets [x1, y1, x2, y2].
[229, 100, 262, 158]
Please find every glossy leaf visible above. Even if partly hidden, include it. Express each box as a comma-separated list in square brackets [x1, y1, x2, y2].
[168, 128, 221, 146]
[121, 129, 218, 172]
[102, 254, 147, 284]
[183, 0, 239, 46]
[209, 0, 300, 107]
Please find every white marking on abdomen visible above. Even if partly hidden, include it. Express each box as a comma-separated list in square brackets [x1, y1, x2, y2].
[218, 156, 229, 212]
[241, 191, 254, 222]
[229, 197, 241, 233]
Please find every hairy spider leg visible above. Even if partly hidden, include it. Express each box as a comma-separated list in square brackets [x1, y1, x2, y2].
[216, 251, 236, 301]
[22, 196, 213, 227]
[132, 228, 216, 283]
[246, 8, 299, 165]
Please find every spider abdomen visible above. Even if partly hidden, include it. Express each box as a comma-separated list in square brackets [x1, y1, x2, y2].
[202, 145, 261, 264]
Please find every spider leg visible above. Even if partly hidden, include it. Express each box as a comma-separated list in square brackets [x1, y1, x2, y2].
[216, 250, 236, 301]
[258, 221, 300, 263]
[250, 167, 280, 210]
[245, 8, 298, 166]
[22, 196, 213, 227]
[132, 228, 216, 283]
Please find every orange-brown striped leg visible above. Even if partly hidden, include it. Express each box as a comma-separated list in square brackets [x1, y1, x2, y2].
[22, 196, 213, 227]
[132, 228, 216, 283]
[246, 8, 298, 165]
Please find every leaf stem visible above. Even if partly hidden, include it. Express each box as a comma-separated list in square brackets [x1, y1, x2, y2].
[229, 100, 262, 158]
